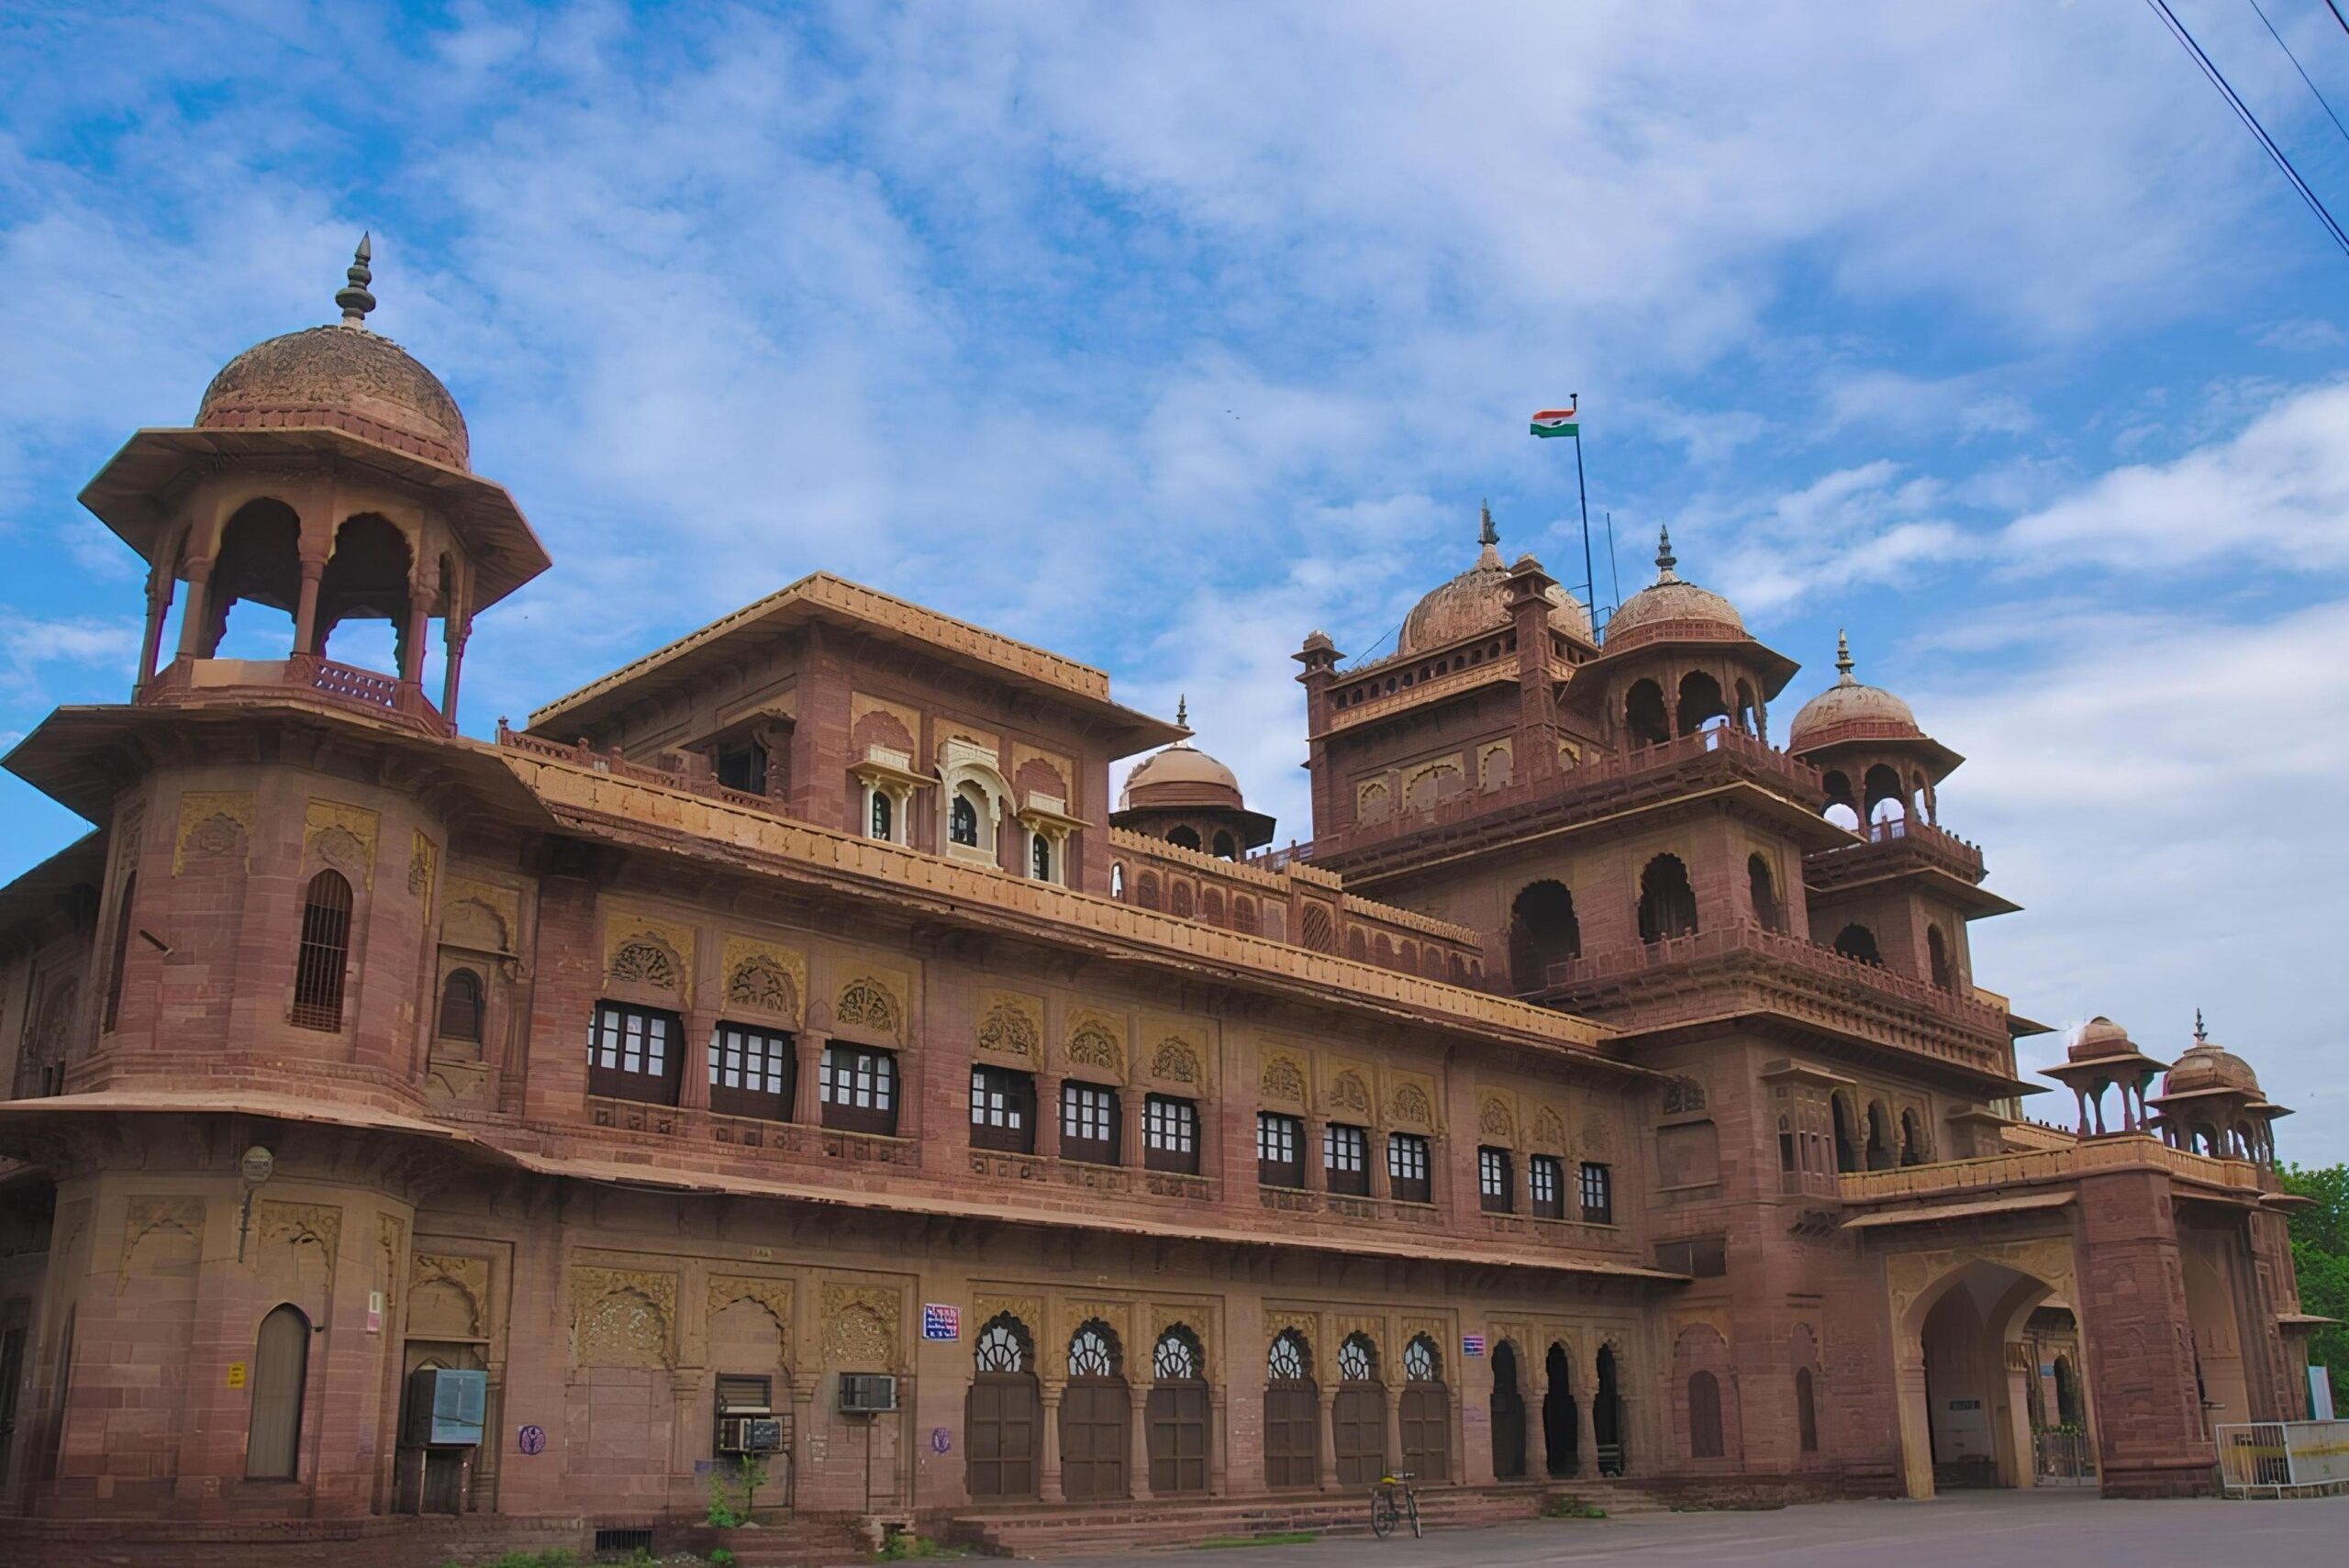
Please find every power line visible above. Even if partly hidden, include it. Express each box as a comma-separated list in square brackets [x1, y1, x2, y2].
[2244, 0, 2349, 150]
[2141, 0, 2349, 257]
[2326, 0, 2349, 43]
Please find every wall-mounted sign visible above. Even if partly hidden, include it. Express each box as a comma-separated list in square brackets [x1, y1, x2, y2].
[1461, 1334, 1486, 1359]
[226, 1362, 248, 1389]
[366, 1289, 384, 1334]
[1948, 1398, 1983, 1412]
[922, 1304, 962, 1340]
[930, 1426, 952, 1454]
[518, 1424, 547, 1456]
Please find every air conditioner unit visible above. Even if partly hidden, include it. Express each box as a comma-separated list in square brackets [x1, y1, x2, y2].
[718, 1415, 785, 1453]
[403, 1366, 488, 1448]
[839, 1373, 898, 1414]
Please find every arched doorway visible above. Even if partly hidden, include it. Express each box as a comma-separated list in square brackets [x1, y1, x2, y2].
[1399, 1335, 1450, 1480]
[1332, 1332, 1386, 1485]
[1595, 1343, 1626, 1475]
[1489, 1341, 1528, 1479]
[1898, 1257, 2087, 1498]
[966, 1315, 1040, 1500]
[1061, 1321, 1130, 1500]
[245, 1304, 311, 1480]
[1147, 1326, 1210, 1496]
[1542, 1342, 1578, 1477]
[1507, 880, 1580, 994]
[1264, 1329, 1319, 1490]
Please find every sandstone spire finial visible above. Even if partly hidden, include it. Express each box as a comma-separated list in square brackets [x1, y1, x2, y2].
[2194, 1007, 2208, 1045]
[1835, 628, 1855, 684]
[1478, 499, 1497, 549]
[1655, 524, 1679, 582]
[1175, 693, 1188, 729]
[336, 232, 376, 327]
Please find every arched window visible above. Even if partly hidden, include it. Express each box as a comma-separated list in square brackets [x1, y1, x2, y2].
[1734, 679, 1759, 736]
[1821, 770, 1860, 830]
[1637, 855, 1698, 943]
[291, 870, 354, 1031]
[1136, 872, 1161, 910]
[1212, 830, 1238, 861]
[1624, 679, 1669, 747]
[1508, 879, 1581, 993]
[1864, 764, 1905, 828]
[1927, 926, 1953, 988]
[1831, 1095, 1857, 1173]
[1399, 1335, 1449, 1479]
[1111, 862, 1126, 898]
[1795, 1367, 1819, 1453]
[1747, 853, 1783, 933]
[103, 872, 137, 1032]
[950, 791, 981, 848]
[1899, 1107, 1927, 1167]
[1687, 1370, 1724, 1459]
[1166, 825, 1202, 851]
[1030, 833, 1052, 882]
[1832, 923, 1881, 966]
[968, 1315, 1039, 1500]
[1676, 671, 1727, 736]
[437, 968, 484, 1042]
[1865, 1102, 1893, 1172]
[870, 790, 894, 841]
[245, 1304, 311, 1479]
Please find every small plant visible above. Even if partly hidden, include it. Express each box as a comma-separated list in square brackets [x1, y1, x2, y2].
[1541, 1495, 1606, 1519]
[708, 1551, 735, 1568]
[1198, 1532, 1319, 1549]
[705, 1454, 768, 1529]
[874, 1532, 967, 1560]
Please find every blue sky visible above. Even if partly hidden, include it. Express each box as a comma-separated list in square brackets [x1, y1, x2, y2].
[4, 3, 2346, 1156]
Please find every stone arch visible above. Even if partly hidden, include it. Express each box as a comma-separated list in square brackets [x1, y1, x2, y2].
[1893, 1249, 2079, 1498]
[1676, 670, 1728, 735]
[1672, 1323, 1739, 1464]
[1637, 854, 1698, 942]
[1508, 878, 1580, 993]
[1624, 678, 1669, 748]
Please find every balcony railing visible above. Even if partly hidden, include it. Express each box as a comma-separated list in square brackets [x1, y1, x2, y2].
[1806, 815, 1987, 889]
[1837, 1133, 2262, 1204]
[498, 723, 777, 814]
[139, 653, 446, 731]
[1543, 920, 2009, 1051]
[1265, 725, 1823, 874]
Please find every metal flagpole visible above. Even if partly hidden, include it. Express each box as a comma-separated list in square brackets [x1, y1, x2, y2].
[1570, 394, 1598, 638]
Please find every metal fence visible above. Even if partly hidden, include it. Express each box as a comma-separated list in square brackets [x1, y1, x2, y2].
[2214, 1421, 2349, 1496]
[2032, 1429, 2096, 1485]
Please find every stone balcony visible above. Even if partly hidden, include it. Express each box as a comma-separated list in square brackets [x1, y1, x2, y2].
[140, 652, 448, 733]
[1837, 1133, 2266, 1209]
[1804, 816, 1988, 893]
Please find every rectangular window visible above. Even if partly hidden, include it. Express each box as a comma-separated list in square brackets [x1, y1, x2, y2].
[1579, 1161, 1614, 1225]
[1144, 1094, 1200, 1175]
[1257, 1111, 1304, 1189]
[969, 1065, 1035, 1154]
[1387, 1132, 1431, 1206]
[1478, 1146, 1514, 1213]
[1653, 1236, 1730, 1277]
[1529, 1153, 1564, 1219]
[588, 1001, 682, 1106]
[708, 1022, 794, 1121]
[1061, 1081, 1120, 1165]
[1323, 1123, 1370, 1196]
[818, 1044, 897, 1135]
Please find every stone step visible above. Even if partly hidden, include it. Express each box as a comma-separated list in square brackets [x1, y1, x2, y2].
[950, 1484, 1604, 1556]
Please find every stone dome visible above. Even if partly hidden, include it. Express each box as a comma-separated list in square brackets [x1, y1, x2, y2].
[2162, 1040, 2261, 1098]
[2066, 1015, 2136, 1062]
[1119, 741, 1245, 811]
[1788, 632, 1921, 750]
[194, 237, 470, 471]
[1398, 510, 1592, 654]
[1603, 527, 1742, 649]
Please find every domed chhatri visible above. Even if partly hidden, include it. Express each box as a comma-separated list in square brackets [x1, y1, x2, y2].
[195, 236, 472, 471]
[1112, 696, 1277, 855]
[2066, 1014, 2139, 1063]
[1787, 630, 1921, 750]
[2146, 1011, 2288, 1164]
[1397, 502, 1590, 656]
[1601, 525, 1743, 651]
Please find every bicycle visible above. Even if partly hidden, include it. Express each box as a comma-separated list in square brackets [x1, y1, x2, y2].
[1369, 1470, 1421, 1540]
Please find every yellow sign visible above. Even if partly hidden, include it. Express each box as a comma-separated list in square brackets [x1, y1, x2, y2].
[226, 1362, 247, 1389]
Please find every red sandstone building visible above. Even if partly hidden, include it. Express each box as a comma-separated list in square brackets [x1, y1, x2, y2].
[0, 251, 2321, 1562]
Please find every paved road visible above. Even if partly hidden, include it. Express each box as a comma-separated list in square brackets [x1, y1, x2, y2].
[1044, 1489, 2348, 1567]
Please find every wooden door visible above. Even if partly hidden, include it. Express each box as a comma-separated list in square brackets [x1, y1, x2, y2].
[1400, 1385, 1449, 1481]
[1147, 1383, 1210, 1496]
[245, 1304, 310, 1479]
[1060, 1379, 1130, 1500]
[1263, 1383, 1319, 1489]
[966, 1375, 1040, 1499]
[1332, 1384, 1387, 1485]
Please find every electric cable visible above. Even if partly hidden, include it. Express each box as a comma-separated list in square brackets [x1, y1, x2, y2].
[2244, 0, 2349, 150]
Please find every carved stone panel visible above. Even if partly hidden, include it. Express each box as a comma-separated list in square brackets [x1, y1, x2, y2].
[573, 1265, 677, 1369]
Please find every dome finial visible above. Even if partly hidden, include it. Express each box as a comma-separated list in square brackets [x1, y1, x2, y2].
[335, 232, 376, 327]
[1654, 524, 1679, 583]
[2194, 1006, 2208, 1044]
[1479, 498, 1497, 549]
[1175, 693, 1188, 728]
[1834, 628, 1855, 684]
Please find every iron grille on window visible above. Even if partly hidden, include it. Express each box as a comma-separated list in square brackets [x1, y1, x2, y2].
[1257, 1111, 1304, 1189]
[1153, 1329, 1200, 1381]
[1061, 1082, 1119, 1164]
[1579, 1161, 1614, 1225]
[437, 968, 485, 1043]
[970, 1065, 1034, 1153]
[870, 791, 893, 840]
[1267, 1330, 1308, 1381]
[1068, 1326, 1117, 1377]
[1478, 1146, 1514, 1212]
[709, 1022, 793, 1119]
[587, 1001, 681, 1105]
[1387, 1132, 1431, 1205]
[1337, 1335, 1375, 1383]
[974, 1320, 1028, 1373]
[1144, 1095, 1199, 1174]
[1529, 1154, 1564, 1219]
[1403, 1336, 1439, 1383]
[290, 870, 353, 1031]
[819, 1044, 896, 1134]
[1323, 1123, 1370, 1197]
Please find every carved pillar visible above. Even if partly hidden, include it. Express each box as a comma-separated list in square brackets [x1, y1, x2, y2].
[1129, 1385, 1152, 1498]
[440, 621, 469, 727]
[1039, 1384, 1065, 1503]
[796, 1037, 825, 1127]
[176, 556, 215, 657]
[400, 595, 430, 685]
[1038, 1072, 1064, 1160]
[1317, 1385, 1342, 1491]
[293, 553, 327, 655]
[1119, 1088, 1141, 1172]
[1895, 1350, 1934, 1498]
[1575, 1373, 1598, 1479]
[137, 569, 174, 689]
[1304, 1116, 1327, 1194]
[1526, 1359, 1550, 1481]
[1383, 1382, 1403, 1481]
[677, 1007, 713, 1111]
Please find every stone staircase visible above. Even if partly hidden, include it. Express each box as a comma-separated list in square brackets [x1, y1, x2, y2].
[691, 1514, 871, 1567]
[948, 1480, 1670, 1557]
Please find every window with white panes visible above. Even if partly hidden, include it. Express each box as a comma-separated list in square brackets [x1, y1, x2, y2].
[707, 1022, 793, 1120]
[1529, 1153, 1564, 1218]
[1144, 1094, 1200, 1175]
[1478, 1146, 1514, 1212]
[1257, 1111, 1304, 1189]
[819, 1044, 897, 1135]
[1061, 1081, 1119, 1165]
[1387, 1131, 1431, 1205]
[1322, 1122, 1370, 1196]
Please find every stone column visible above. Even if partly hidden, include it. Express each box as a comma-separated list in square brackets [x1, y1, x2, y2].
[1038, 1072, 1064, 1160]
[1527, 1362, 1550, 1482]
[1129, 1384, 1152, 1498]
[1120, 1089, 1142, 1174]
[2004, 1362, 2038, 1489]
[176, 556, 215, 657]
[137, 570, 174, 689]
[677, 1007, 713, 1111]
[1895, 1350, 1935, 1498]
[1040, 1384, 1066, 1502]
[400, 594, 429, 685]
[1575, 1379, 1598, 1479]
[293, 554, 327, 655]
[795, 1037, 825, 1129]
[440, 620, 469, 726]
[1304, 1117, 1327, 1194]
[1317, 1385, 1341, 1491]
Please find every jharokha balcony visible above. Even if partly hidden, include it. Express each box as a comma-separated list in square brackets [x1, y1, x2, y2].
[1269, 724, 1828, 882]
[1804, 814, 1997, 899]
[137, 652, 449, 732]
[1837, 1132, 2269, 1212]
[1537, 919, 2017, 1079]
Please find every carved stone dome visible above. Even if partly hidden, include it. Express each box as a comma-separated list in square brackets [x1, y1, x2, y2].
[194, 238, 470, 471]
[1603, 527, 1742, 651]
[2163, 1040, 2260, 1097]
[1119, 741, 1245, 812]
[2067, 1015, 2135, 1062]
[199, 324, 470, 470]
[1397, 505, 1590, 656]
[1789, 633, 1921, 750]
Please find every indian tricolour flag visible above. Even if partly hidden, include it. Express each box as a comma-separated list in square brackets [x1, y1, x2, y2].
[1530, 404, 1579, 439]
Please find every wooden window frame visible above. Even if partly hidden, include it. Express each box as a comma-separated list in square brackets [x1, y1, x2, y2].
[1322, 1122, 1370, 1197]
[970, 1064, 1036, 1154]
[1256, 1111, 1304, 1190]
[1528, 1153, 1564, 1219]
[708, 1021, 794, 1121]
[1578, 1160, 1614, 1225]
[1387, 1131, 1432, 1206]
[819, 1043, 898, 1135]
[1143, 1094, 1200, 1175]
[588, 1000, 684, 1106]
[1061, 1081, 1120, 1166]
[1478, 1145, 1514, 1213]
